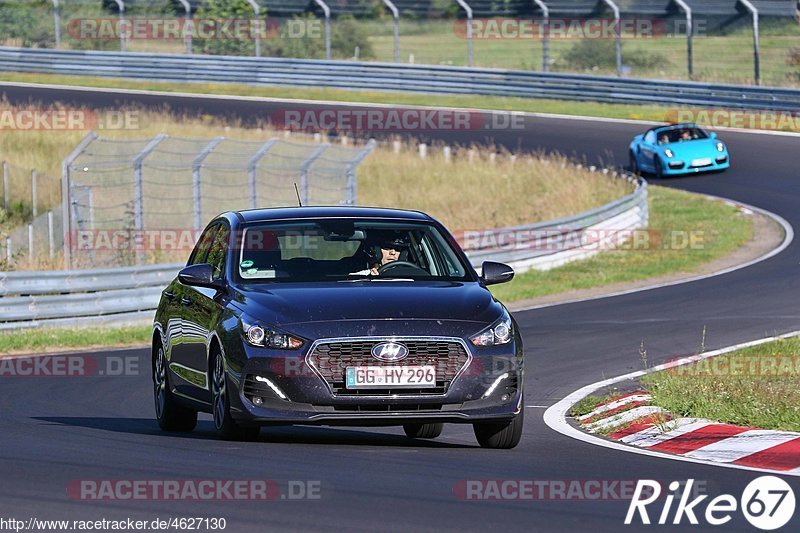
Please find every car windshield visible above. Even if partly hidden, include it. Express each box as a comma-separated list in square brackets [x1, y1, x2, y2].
[656, 127, 708, 144]
[235, 220, 472, 282]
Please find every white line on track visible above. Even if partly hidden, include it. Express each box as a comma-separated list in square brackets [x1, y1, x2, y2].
[544, 330, 800, 477]
[512, 198, 793, 312]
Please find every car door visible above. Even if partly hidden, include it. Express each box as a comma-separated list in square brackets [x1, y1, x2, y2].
[638, 130, 658, 172]
[170, 222, 219, 399]
[177, 221, 231, 402]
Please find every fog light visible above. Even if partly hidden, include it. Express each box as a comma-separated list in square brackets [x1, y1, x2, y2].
[501, 394, 510, 401]
[483, 373, 509, 399]
[252, 396, 263, 406]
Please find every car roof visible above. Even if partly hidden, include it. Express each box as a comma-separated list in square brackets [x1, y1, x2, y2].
[230, 206, 435, 224]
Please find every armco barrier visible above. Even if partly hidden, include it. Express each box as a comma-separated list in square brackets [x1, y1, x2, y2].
[0, 174, 647, 330]
[0, 47, 799, 112]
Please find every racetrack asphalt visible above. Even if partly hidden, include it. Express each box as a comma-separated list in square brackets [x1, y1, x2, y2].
[0, 84, 798, 531]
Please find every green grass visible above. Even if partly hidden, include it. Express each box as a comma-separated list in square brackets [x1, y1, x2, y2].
[569, 393, 614, 418]
[490, 185, 754, 303]
[0, 325, 151, 355]
[642, 336, 800, 431]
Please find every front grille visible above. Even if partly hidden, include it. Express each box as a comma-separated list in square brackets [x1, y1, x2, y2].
[308, 339, 470, 396]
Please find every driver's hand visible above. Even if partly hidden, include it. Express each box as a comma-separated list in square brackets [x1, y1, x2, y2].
[369, 267, 379, 276]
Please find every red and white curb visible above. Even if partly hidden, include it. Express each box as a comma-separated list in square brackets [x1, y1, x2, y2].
[578, 392, 800, 474]
[544, 330, 800, 477]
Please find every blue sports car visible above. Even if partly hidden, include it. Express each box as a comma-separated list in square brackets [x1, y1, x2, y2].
[629, 123, 730, 178]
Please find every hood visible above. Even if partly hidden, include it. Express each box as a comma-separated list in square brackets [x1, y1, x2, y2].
[230, 280, 503, 335]
[662, 138, 722, 160]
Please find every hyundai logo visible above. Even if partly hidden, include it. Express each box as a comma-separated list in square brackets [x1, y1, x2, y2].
[371, 342, 409, 362]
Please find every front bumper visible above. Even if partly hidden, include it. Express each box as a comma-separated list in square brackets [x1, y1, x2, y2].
[226, 337, 523, 426]
[660, 154, 730, 176]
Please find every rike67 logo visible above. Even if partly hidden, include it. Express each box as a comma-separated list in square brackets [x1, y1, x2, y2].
[626, 477, 795, 530]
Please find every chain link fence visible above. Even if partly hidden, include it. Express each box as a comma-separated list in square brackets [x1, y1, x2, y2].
[61, 132, 376, 269]
[0, 161, 63, 268]
[0, 1, 797, 86]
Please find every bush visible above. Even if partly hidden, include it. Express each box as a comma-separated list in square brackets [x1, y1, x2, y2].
[561, 39, 671, 71]
[331, 15, 374, 60]
[0, 1, 54, 48]
[195, 0, 259, 56]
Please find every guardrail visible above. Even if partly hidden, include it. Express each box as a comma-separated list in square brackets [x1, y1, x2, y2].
[0, 47, 799, 112]
[0, 173, 647, 330]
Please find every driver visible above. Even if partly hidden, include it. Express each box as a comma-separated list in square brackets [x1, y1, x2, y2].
[350, 235, 409, 276]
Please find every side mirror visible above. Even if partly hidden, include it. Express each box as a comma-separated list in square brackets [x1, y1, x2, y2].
[481, 261, 514, 286]
[709, 132, 717, 139]
[179, 263, 224, 290]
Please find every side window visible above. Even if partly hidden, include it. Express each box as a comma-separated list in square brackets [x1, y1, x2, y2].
[189, 223, 219, 266]
[644, 131, 656, 144]
[207, 224, 230, 281]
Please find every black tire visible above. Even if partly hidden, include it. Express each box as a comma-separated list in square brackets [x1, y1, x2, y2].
[629, 151, 640, 175]
[211, 349, 260, 441]
[153, 339, 197, 432]
[473, 408, 524, 449]
[403, 422, 444, 439]
[653, 157, 664, 179]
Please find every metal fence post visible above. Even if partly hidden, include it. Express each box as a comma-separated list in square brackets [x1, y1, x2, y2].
[600, 0, 622, 77]
[299, 144, 329, 205]
[192, 137, 223, 231]
[247, 139, 279, 209]
[345, 139, 377, 205]
[61, 131, 98, 269]
[31, 170, 37, 217]
[52, 0, 61, 48]
[2, 161, 7, 211]
[47, 211, 54, 259]
[132, 134, 167, 264]
[739, 0, 760, 85]
[27, 224, 33, 261]
[114, 0, 126, 52]
[314, 0, 331, 61]
[455, 0, 473, 67]
[532, 0, 549, 72]
[177, 0, 192, 54]
[674, 0, 692, 79]
[382, 0, 400, 63]
[245, 0, 261, 57]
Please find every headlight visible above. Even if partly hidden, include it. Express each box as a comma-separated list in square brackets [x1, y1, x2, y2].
[242, 317, 304, 349]
[470, 312, 513, 347]
[716, 142, 725, 152]
[664, 149, 674, 158]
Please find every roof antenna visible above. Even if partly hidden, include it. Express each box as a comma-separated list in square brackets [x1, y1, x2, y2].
[294, 183, 303, 207]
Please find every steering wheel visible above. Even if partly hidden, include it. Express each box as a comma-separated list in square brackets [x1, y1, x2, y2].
[377, 261, 421, 274]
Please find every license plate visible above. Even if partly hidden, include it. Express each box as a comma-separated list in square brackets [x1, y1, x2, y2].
[691, 158, 712, 167]
[345, 366, 436, 389]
